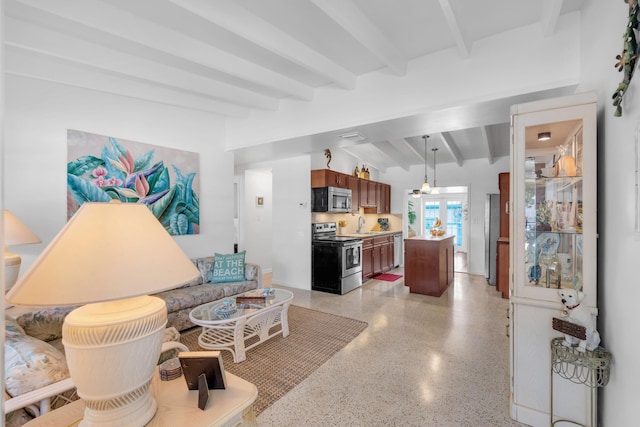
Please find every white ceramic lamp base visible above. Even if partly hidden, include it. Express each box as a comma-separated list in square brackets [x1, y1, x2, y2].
[62, 295, 167, 427]
[4, 252, 21, 293]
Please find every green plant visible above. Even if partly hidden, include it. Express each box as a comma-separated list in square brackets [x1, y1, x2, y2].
[408, 200, 416, 228]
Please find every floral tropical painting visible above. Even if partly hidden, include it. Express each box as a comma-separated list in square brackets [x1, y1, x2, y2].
[67, 129, 200, 235]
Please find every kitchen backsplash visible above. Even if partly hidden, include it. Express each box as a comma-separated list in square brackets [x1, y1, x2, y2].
[312, 212, 403, 234]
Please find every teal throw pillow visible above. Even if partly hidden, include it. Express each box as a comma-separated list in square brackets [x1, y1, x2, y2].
[212, 251, 246, 283]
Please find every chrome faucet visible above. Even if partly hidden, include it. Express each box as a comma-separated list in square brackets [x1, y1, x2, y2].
[357, 216, 365, 233]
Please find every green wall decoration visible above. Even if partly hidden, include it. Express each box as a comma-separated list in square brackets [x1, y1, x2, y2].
[613, 0, 639, 117]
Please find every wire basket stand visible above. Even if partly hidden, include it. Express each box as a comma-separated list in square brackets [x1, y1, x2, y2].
[550, 337, 612, 426]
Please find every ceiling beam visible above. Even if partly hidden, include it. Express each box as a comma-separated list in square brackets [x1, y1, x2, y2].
[370, 142, 409, 171]
[479, 126, 495, 165]
[437, 132, 464, 166]
[15, 0, 315, 101]
[437, 0, 471, 58]
[311, 0, 407, 75]
[169, 0, 356, 90]
[5, 47, 249, 117]
[389, 138, 422, 163]
[373, 141, 411, 172]
[5, 17, 278, 111]
[541, 0, 563, 37]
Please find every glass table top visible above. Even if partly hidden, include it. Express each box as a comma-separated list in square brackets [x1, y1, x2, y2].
[189, 288, 293, 324]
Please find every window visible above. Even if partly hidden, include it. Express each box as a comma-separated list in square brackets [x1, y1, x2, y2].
[424, 201, 440, 230]
[446, 201, 463, 246]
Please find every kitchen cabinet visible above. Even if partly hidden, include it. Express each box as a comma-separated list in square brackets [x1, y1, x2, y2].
[359, 180, 376, 207]
[379, 235, 394, 272]
[376, 183, 391, 214]
[373, 235, 393, 274]
[510, 92, 597, 426]
[496, 237, 509, 299]
[311, 169, 349, 189]
[496, 173, 510, 299]
[382, 184, 391, 213]
[347, 175, 360, 212]
[404, 235, 454, 296]
[311, 169, 390, 213]
[362, 238, 373, 278]
[362, 235, 394, 279]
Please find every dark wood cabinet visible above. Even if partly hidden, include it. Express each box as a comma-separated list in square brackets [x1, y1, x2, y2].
[362, 235, 394, 279]
[404, 235, 454, 297]
[311, 169, 348, 188]
[380, 184, 391, 213]
[311, 169, 391, 213]
[377, 236, 394, 274]
[372, 243, 382, 275]
[362, 238, 374, 278]
[360, 180, 376, 207]
[496, 237, 509, 299]
[496, 172, 510, 299]
[347, 175, 360, 212]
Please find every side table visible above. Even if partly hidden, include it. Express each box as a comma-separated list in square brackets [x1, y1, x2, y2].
[550, 337, 612, 427]
[24, 370, 258, 427]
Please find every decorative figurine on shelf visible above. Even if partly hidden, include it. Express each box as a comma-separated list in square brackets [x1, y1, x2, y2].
[558, 289, 601, 352]
[528, 263, 542, 285]
[536, 201, 552, 231]
[353, 165, 360, 177]
[324, 149, 332, 169]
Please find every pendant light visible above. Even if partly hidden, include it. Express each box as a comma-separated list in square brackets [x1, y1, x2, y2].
[420, 135, 431, 193]
[431, 147, 440, 195]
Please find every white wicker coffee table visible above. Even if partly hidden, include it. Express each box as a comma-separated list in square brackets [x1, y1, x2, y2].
[189, 288, 293, 362]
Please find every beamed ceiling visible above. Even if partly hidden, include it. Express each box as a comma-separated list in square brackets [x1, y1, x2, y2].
[4, 0, 586, 170]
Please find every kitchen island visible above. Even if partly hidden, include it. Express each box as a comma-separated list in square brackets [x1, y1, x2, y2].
[404, 234, 454, 296]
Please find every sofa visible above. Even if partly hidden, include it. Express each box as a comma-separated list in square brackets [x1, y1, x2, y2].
[7, 255, 262, 342]
[4, 254, 261, 425]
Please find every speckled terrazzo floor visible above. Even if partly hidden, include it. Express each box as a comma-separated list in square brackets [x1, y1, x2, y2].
[257, 270, 527, 427]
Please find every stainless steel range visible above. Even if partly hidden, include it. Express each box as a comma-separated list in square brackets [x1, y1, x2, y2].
[311, 222, 363, 295]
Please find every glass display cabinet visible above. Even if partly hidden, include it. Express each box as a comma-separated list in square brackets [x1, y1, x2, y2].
[510, 92, 598, 426]
[512, 93, 597, 305]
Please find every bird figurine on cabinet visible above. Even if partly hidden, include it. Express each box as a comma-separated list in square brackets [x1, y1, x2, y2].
[324, 149, 332, 169]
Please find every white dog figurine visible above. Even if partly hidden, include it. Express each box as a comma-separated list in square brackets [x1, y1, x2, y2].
[558, 289, 600, 352]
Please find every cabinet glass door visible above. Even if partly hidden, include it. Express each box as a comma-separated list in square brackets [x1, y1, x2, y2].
[512, 96, 597, 304]
[524, 119, 583, 290]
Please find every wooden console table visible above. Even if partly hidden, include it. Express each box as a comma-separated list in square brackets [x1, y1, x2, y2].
[404, 235, 454, 296]
[24, 371, 258, 427]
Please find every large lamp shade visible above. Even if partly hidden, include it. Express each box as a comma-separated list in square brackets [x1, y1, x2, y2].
[7, 201, 198, 305]
[7, 202, 199, 427]
[3, 210, 41, 292]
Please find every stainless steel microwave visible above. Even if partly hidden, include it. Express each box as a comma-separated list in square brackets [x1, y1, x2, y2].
[312, 186, 352, 213]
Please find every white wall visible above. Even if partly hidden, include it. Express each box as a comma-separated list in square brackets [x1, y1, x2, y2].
[578, 1, 640, 424]
[272, 155, 311, 289]
[4, 76, 232, 271]
[242, 169, 273, 272]
[381, 157, 510, 276]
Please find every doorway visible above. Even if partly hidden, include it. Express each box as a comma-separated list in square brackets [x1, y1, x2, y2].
[422, 187, 469, 273]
